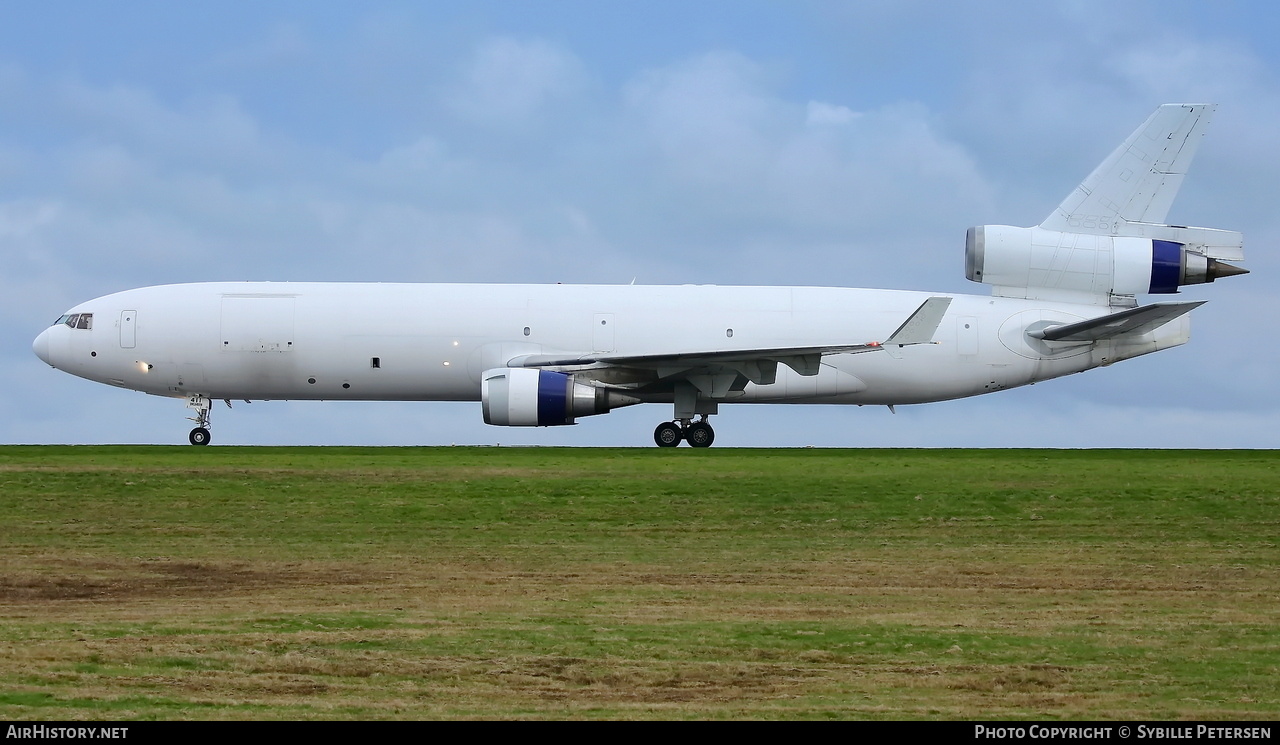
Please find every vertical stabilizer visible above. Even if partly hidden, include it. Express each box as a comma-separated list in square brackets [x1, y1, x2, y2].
[1040, 104, 1214, 234]
[967, 104, 1245, 302]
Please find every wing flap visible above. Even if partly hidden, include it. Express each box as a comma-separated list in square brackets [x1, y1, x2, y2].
[1028, 301, 1205, 342]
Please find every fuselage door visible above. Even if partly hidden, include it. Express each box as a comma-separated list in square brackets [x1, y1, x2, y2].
[120, 310, 137, 349]
[593, 313, 615, 353]
[957, 316, 978, 356]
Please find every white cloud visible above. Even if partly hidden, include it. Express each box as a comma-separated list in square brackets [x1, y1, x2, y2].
[806, 101, 860, 126]
[616, 53, 993, 290]
[623, 52, 785, 182]
[0, 199, 59, 239]
[209, 22, 310, 72]
[57, 82, 269, 167]
[447, 37, 589, 128]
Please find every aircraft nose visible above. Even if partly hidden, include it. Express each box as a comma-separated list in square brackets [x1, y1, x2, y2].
[33, 328, 52, 366]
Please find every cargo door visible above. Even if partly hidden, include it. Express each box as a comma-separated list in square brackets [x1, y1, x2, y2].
[221, 296, 296, 352]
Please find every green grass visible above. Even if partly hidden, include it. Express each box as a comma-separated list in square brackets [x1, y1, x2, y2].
[0, 446, 1276, 719]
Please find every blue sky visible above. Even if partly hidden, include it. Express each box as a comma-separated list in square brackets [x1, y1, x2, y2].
[4, 1, 1279, 447]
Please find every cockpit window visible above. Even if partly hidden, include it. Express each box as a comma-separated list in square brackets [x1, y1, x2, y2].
[56, 313, 93, 330]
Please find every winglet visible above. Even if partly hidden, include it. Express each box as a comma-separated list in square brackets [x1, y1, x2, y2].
[884, 297, 953, 347]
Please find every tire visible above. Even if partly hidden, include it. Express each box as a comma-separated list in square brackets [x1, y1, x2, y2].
[653, 422, 682, 447]
[685, 422, 714, 448]
[189, 427, 211, 446]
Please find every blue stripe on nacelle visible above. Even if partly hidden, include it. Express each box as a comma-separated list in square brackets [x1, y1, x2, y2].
[536, 370, 571, 426]
[1150, 240, 1183, 294]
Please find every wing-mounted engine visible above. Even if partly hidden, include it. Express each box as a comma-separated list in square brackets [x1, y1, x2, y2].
[965, 104, 1246, 304]
[481, 368, 639, 426]
[965, 225, 1247, 301]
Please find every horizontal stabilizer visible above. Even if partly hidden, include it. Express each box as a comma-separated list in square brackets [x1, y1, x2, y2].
[1028, 301, 1205, 342]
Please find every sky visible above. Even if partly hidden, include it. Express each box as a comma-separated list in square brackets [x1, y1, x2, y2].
[3, 0, 1279, 448]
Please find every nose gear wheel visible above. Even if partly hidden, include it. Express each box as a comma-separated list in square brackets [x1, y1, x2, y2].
[185, 395, 212, 446]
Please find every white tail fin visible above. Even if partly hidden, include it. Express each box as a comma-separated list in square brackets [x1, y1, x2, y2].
[1040, 104, 1214, 234]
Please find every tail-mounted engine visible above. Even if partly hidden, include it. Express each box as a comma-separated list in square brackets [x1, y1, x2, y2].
[482, 368, 639, 426]
[965, 225, 1247, 300]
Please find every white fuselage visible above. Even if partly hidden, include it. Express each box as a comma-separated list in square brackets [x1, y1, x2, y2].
[33, 282, 1189, 408]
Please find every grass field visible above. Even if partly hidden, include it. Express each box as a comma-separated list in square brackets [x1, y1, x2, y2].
[0, 446, 1276, 720]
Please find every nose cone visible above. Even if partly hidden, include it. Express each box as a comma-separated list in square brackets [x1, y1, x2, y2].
[33, 328, 52, 366]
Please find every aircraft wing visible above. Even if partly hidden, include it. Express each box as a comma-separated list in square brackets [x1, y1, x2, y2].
[1028, 301, 1205, 342]
[510, 297, 952, 381]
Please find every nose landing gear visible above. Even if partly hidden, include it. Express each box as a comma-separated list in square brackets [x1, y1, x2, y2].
[186, 395, 212, 446]
[653, 416, 715, 448]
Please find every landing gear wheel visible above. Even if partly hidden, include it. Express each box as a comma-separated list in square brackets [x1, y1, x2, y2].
[685, 422, 714, 448]
[185, 395, 213, 446]
[654, 422, 683, 447]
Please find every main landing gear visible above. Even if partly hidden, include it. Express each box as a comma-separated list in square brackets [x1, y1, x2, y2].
[653, 416, 715, 448]
[186, 395, 212, 446]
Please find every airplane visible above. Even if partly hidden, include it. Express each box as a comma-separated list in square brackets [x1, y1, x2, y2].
[32, 103, 1247, 447]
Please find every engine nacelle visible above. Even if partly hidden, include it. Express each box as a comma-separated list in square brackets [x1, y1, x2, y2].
[966, 225, 1246, 298]
[481, 368, 639, 426]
